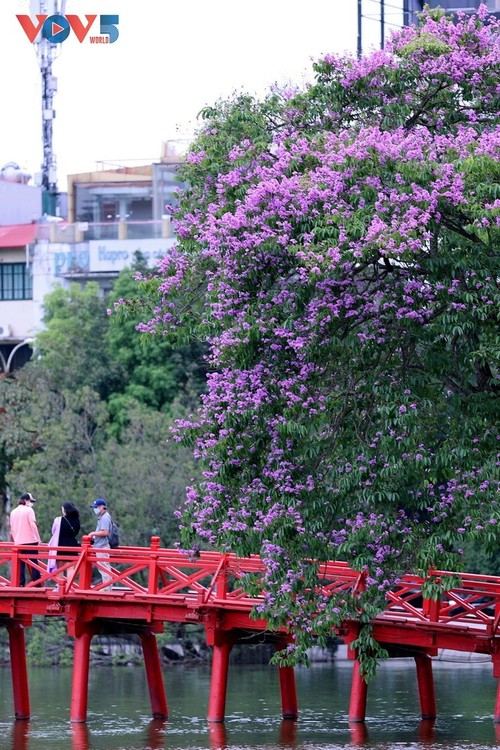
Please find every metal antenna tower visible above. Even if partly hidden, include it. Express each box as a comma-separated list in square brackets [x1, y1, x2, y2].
[31, 0, 65, 205]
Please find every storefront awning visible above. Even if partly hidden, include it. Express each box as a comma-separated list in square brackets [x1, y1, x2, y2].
[0, 224, 37, 248]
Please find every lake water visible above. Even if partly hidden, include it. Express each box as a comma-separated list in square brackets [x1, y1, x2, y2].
[0, 654, 499, 750]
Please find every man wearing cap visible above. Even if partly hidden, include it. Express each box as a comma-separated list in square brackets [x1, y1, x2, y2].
[9, 493, 42, 586]
[88, 498, 112, 585]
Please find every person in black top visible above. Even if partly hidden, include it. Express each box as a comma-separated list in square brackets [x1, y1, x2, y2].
[56, 501, 81, 581]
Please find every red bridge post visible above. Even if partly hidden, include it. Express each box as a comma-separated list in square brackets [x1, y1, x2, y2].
[78, 536, 93, 590]
[10, 548, 21, 587]
[348, 660, 368, 723]
[414, 653, 436, 720]
[275, 639, 298, 720]
[7, 620, 30, 720]
[492, 656, 500, 723]
[70, 623, 95, 723]
[207, 631, 236, 723]
[148, 536, 161, 595]
[139, 630, 168, 719]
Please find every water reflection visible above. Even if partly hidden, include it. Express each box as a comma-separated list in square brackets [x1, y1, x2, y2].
[209, 722, 228, 749]
[70, 723, 89, 750]
[418, 719, 436, 744]
[10, 719, 29, 750]
[278, 719, 298, 747]
[145, 718, 168, 750]
[349, 721, 369, 745]
[1, 662, 499, 750]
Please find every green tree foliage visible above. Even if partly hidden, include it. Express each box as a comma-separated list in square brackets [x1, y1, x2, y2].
[98, 401, 196, 547]
[2, 374, 109, 537]
[37, 282, 123, 400]
[128, 8, 500, 671]
[107, 253, 206, 421]
[26, 617, 76, 667]
[0, 266, 203, 546]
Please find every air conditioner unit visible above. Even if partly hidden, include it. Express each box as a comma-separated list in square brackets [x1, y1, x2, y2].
[0, 323, 12, 339]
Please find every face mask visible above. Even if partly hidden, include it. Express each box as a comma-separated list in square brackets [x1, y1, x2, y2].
[93, 507, 100, 516]
[26, 501, 33, 508]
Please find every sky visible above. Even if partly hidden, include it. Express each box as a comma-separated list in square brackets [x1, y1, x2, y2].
[0, 0, 393, 191]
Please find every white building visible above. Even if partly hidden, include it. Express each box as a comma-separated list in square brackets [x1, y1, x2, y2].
[0, 144, 184, 373]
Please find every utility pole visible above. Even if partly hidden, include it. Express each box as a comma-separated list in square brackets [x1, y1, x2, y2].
[31, 0, 65, 214]
[357, 0, 363, 58]
[380, 0, 385, 48]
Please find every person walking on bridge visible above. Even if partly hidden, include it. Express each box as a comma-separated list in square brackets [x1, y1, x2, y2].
[88, 498, 112, 585]
[9, 492, 42, 586]
[47, 501, 81, 583]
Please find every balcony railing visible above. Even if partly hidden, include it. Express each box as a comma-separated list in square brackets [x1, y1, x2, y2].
[36, 219, 174, 243]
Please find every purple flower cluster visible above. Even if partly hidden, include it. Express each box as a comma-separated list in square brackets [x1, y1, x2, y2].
[132, 7, 500, 664]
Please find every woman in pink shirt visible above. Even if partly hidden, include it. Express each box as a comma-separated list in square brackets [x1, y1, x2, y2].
[9, 492, 42, 586]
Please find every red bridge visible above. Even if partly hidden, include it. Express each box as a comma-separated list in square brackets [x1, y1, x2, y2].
[1, 536, 500, 725]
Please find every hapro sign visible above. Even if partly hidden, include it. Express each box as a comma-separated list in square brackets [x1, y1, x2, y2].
[90, 239, 176, 273]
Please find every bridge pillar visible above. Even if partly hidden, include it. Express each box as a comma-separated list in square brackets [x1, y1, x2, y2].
[7, 621, 30, 720]
[70, 624, 95, 723]
[348, 660, 368, 723]
[278, 664, 299, 720]
[494, 679, 500, 724]
[414, 653, 436, 720]
[139, 630, 168, 719]
[207, 632, 236, 722]
[275, 641, 298, 719]
[492, 656, 500, 723]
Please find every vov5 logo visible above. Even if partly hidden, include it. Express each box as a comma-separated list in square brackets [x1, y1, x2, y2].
[16, 14, 119, 44]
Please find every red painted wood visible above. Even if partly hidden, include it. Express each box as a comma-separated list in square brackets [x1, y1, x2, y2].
[278, 664, 298, 719]
[414, 653, 436, 720]
[275, 640, 298, 719]
[2, 541, 500, 724]
[494, 679, 500, 724]
[70, 627, 93, 723]
[348, 660, 368, 723]
[207, 635, 234, 723]
[140, 631, 168, 719]
[7, 622, 30, 720]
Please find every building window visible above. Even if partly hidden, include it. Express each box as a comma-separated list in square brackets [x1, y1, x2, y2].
[0, 263, 33, 300]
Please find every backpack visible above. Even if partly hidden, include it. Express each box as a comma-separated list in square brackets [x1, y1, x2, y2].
[108, 518, 120, 549]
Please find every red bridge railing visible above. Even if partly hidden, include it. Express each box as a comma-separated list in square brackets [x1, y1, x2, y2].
[2, 537, 500, 725]
[1, 536, 500, 637]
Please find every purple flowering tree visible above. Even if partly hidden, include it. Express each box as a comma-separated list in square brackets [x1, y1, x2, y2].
[125, 7, 500, 674]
